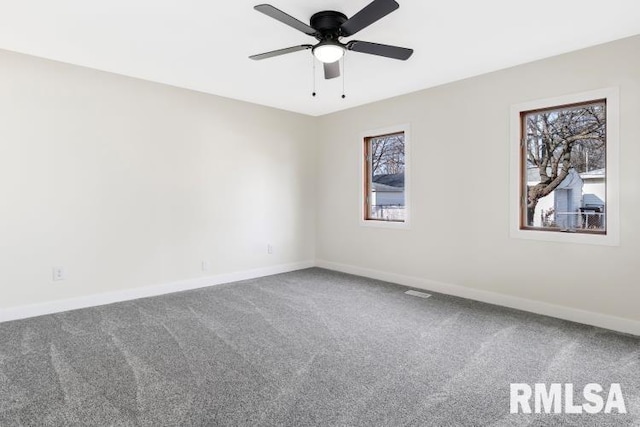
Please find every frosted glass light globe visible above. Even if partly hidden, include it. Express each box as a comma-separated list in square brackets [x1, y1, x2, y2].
[313, 43, 345, 63]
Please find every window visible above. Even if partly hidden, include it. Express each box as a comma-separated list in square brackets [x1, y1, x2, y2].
[510, 88, 619, 245]
[362, 125, 409, 226]
[522, 100, 606, 233]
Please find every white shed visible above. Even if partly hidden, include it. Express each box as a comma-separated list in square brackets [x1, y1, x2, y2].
[552, 168, 583, 229]
[527, 167, 584, 228]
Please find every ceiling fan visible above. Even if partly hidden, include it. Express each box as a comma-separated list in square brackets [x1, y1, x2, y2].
[249, 0, 413, 80]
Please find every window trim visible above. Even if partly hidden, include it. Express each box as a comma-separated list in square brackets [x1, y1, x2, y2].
[509, 88, 620, 246]
[360, 123, 411, 229]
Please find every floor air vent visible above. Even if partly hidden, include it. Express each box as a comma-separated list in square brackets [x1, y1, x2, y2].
[404, 290, 431, 299]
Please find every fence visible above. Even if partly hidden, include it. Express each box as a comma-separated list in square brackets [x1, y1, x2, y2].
[370, 205, 406, 221]
[545, 211, 606, 231]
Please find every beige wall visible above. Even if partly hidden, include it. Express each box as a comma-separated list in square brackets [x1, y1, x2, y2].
[316, 35, 640, 323]
[0, 49, 316, 309]
[2, 35, 639, 327]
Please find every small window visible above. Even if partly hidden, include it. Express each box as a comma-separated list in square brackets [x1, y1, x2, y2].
[363, 131, 406, 223]
[510, 88, 619, 246]
[521, 100, 606, 234]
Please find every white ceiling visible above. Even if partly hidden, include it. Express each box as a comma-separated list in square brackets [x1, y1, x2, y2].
[1, 1, 639, 116]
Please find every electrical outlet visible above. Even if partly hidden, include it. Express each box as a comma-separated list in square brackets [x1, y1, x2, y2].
[201, 260, 211, 272]
[52, 267, 65, 281]
[267, 244, 274, 255]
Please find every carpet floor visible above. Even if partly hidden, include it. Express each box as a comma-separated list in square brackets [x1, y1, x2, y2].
[0, 268, 638, 426]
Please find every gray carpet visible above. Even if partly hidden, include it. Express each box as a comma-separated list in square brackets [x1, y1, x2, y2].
[0, 268, 638, 426]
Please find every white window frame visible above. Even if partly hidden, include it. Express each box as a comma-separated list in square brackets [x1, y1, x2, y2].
[509, 88, 620, 246]
[360, 123, 411, 229]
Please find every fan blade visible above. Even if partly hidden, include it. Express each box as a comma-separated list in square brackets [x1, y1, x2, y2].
[340, 0, 399, 37]
[346, 41, 413, 60]
[250, 45, 312, 60]
[254, 4, 317, 36]
[323, 61, 340, 79]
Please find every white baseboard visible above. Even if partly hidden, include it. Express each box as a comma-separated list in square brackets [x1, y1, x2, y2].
[4, 259, 638, 336]
[316, 259, 640, 336]
[0, 260, 315, 323]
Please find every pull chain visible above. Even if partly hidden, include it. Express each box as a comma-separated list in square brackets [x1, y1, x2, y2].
[312, 56, 317, 97]
[341, 55, 346, 99]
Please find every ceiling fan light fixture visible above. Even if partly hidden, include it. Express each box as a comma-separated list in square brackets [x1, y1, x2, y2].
[312, 42, 345, 63]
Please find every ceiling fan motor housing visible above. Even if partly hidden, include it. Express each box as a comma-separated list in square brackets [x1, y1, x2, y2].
[310, 11, 348, 40]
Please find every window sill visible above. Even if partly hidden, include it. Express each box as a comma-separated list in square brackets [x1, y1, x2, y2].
[360, 219, 411, 230]
[510, 228, 618, 246]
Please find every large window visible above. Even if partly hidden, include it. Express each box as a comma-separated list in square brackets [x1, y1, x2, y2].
[363, 130, 406, 223]
[510, 88, 619, 245]
[521, 99, 607, 233]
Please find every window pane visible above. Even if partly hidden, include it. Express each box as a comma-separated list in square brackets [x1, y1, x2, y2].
[367, 132, 405, 222]
[522, 101, 606, 233]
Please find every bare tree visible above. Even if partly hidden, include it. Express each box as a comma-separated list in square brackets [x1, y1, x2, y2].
[524, 103, 605, 224]
[371, 134, 405, 176]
